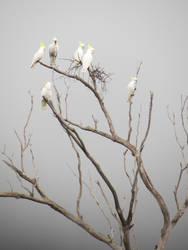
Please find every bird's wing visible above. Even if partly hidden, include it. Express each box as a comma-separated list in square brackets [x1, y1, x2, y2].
[49, 44, 58, 57]
[31, 48, 44, 67]
[82, 52, 92, 72]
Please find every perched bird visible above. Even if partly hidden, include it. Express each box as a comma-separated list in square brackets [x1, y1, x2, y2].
[81, 44, 94, 72]
[74, 41, 85, 64]
[127, 77, 137, 102]
[31, 42, 45, 68]
[49, 37, 58, 66]
[41, 82, 52, 109]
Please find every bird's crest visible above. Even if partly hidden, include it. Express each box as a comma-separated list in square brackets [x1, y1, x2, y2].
[52, 37, 57, 41]
[45, 81, 51, 88]
[88, 44, 92, 49]
[40, 42, 45, 47]
[79, 41, 83, 46]
[130, 76, 137, 81]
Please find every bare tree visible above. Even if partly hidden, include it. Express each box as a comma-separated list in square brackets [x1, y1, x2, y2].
[0, 58, 188, 250]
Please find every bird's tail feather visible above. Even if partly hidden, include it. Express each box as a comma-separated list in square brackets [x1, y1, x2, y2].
[50, 57, 56, 67]
[41, 99, 47, 110]
[30, 63, 35, 68]
[81, 67, 87, 73]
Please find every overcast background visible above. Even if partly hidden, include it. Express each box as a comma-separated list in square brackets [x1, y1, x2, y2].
[0, 0, 188, 249]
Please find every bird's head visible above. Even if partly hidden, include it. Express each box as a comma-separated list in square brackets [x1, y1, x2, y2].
[40, 42, 45, 48]
[88, 44, 95, 52]
[130, 76, 137, 81]
[45, 81, 51, 89]
[79, 41, 85, 48]
[52, 37, 58, 43]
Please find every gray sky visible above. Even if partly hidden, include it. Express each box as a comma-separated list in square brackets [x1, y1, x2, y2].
[0, 0, 188, 249]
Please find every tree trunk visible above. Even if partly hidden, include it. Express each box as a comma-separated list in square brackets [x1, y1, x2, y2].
[156, 225, 172, 250]
[123, 230, 132, 250]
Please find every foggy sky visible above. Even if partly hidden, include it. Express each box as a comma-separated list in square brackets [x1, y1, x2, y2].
[0, 0, 188, 250]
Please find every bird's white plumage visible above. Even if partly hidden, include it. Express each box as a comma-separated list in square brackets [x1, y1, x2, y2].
[74, 42, 85, 63]
[49, 38, 58, 66]
[127, 77, 137, 102]
[41, 82, 52, 109]
[81, 45, 94, 72]
[31, 43, 45, 68]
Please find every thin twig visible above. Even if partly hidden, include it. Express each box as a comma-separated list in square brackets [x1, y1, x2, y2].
[181, 96, 188, 144]
[136, 62, 143, 79]
[23, 95, 33, 147]
[123, 150, 133, 186]
[53, 84, 62, 115]
[96, 181, 120, 223]
[89, 176, 114, 240]
[69, 136, 83, 219]
[2, 159, 46, 199]
[29, 148, 39, 183]
[140, 92, 153, 152]
[174, 163, 188, 210]
[16, 173, 33, 196]
[64, 82, 70, 120]
[127, 101, 133, 141]
[69, 167, 114, 240]
[135, 111, 141, 148]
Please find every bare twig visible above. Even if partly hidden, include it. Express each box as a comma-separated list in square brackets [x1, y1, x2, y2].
[123, 150, 133, 186]
[174, 163, 188, 210]
[181, 96, 188, 144]
[64, 82, 70, 120]
[14, 96, 34, 173]
[135, 62, 143, 78]
[89, 176, 114, 240]
[0, 191, 122, 250]
[69, 167, 114, 241]
[16, 173, 33, 196]
[97, 181, 120, 223]
[167, 109, 184, 151]
[140, 92, 153, 152]
[29, 148, 39, 183]
[126, 167, 139, 226]
[136, 153, 170, 239]
[2, 159, 46, 199]
[96, 180, 122, 244]
[69, 136, 83, 219]
[23, 95, 33, 146]
[135, 111, 141, 148]
[127, 62, 142, 142]
[127, 102, 133, 141]
[53, 84, 62, 115]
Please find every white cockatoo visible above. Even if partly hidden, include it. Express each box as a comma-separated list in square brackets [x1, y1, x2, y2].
[41, 82, 52, 109]
[74, 41, 85, 64]
[31, 42, 45, 68]
[127, 77, 137, 102]
[49, 37, 58, 66]
[81, 44, 94, 72]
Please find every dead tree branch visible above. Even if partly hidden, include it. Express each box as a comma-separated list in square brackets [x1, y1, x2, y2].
[174, 163, 188, 210]
[39, 62, 116, 137]
[45, 98, 127, 232]
[69, 136, 83, 219]
[140, 92, 153, 152]
[0, 191, 122, 250]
